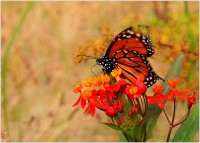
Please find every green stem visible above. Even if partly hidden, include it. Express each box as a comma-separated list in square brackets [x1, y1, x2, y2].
[1, 2, 34, 136]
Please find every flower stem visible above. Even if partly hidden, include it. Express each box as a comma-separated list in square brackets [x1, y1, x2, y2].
[171, 99, 176, 123]
[172, 110, 190, 128]
[163, 109, 170, 124]
[166, 126, 173, 142]
[166, 99, 176, 142]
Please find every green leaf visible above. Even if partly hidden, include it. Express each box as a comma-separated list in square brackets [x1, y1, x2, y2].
[146, 53, 185, 140]
[118, 132, 128, 142]
[102, 122, 134, 137]
[172, 102, 199, 142]
[133, 121, 146, 141]
[162, 53, 185, 94]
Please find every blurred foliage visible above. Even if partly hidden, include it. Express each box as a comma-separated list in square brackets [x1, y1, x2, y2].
[73, 25, 114, 64]
[2, 1, 199, 142]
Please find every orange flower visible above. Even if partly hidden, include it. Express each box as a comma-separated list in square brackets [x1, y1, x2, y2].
[147, 94, 171, 109]
[125, 85, 141, 99]
[81, 89, 92, 100]
[111, 69, 121, 80]
[167, 78, 188, 100]
[101, 74, 110, 83]
[152, 84, 163, 94]
[129, 86, 138, 94]
[147, 84, 172, 109]
[73, 83, 83, 93]
[83, 78, 93, 87]
[168, 78, 178, 88]
[93, 77, 102, 86]
[187, 92, 197, 110]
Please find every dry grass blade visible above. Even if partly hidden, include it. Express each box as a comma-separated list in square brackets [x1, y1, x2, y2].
[1, 2, 34, 136]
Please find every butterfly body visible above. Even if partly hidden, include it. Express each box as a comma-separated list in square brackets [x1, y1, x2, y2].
[96, 26, 163, 87]
[96, 56, 116, 73]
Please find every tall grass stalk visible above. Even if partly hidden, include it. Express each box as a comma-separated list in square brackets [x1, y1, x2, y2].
[1, 2, 34, 136]
[184, 1, 196, 82]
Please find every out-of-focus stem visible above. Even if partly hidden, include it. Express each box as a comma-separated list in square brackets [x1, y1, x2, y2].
[2, 2, 34, 136]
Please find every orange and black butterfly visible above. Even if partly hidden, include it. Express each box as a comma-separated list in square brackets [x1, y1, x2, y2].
[96, 26, 163, 87]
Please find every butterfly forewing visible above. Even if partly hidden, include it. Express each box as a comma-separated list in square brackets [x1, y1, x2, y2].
[105, 27, 155, 58]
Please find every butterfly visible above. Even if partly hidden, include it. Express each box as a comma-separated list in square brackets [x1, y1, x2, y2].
[96, 26, 163, 87]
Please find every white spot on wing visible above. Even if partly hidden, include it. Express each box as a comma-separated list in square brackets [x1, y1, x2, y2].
[136, 33, 141, 37]
[127, 30, 134, 34]
[124, 50, 128, 53]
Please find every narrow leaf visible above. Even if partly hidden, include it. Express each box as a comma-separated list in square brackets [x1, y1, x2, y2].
[102, 122, 134, 137]
[162, 53, 185, 94]
[146, 53, 185, 140]
[172, 102, 199, 141]
[118, 132, 128, 142]
[133, 121, 146, 141]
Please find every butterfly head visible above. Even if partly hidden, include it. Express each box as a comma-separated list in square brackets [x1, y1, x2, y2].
[96, 56, 116, 73]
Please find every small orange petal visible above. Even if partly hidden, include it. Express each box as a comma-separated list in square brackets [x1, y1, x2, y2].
[152, 84, 163, 94]
[93, 76, 102, 86]
[111, 69, 121, 79]
[168, 78, 178, 88]
[101, 74, 110, 83]
[73, 83, 83, 93]
[129, 86, 138, 94]
[83, 78, 93, 87]
[81, 89, 92, 99]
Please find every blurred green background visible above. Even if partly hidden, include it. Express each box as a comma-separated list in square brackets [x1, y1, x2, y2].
[1, 1, 199, 141]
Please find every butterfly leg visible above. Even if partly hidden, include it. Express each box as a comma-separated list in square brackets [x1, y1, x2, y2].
[102, 67, 107, 74]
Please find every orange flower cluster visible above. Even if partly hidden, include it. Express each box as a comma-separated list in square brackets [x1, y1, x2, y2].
[72, 74, 111, 117]
[73, 69, 147, 117]
[147, 78, 196, 109]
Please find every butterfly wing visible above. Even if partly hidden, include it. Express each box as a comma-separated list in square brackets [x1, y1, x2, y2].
[105, 27, 155, 58]
[114, 50, 163, 87]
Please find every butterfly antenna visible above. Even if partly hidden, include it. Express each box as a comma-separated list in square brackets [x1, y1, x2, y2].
[90, 64, 97, 76]
[77, 54, 98, 63]
[77, 54, 97, 59]
[159, 76, 165, 82]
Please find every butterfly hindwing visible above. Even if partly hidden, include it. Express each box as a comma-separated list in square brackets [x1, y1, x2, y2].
[114, 50, 162, 87]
